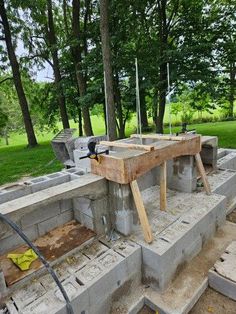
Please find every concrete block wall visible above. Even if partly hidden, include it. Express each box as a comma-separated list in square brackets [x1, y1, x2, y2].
[0, 170, 109, 255]
[141, 193, 227, 291]
[3, 240, 141, 314]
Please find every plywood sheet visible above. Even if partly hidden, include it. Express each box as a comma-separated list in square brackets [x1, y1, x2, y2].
[0, 220, 95, 286]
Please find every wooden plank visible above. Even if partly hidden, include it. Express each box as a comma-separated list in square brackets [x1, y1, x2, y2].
[0, 221, 95, 286]
[131, 134, 187, 141]
[92, 135, 201, 184]
[130, 180, 153, 243]
[99, 141, 154, 151]
[0, 174, 105, 217]
[160, 161, 167, 211]
[195, 153, 211, 195]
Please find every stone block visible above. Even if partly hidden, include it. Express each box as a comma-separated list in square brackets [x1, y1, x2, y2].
[20, 202, 60, 229]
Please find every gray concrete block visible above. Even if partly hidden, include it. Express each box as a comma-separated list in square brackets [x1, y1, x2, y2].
[80, 213, 94, 230]
[12, 281, 47, 310]
[91, 197, 111, 235]
[30, 173, 70, 193]
[76, 250, 126, 308]
[209, 268, 236, 301]
[20, 201, 60, 229]
[0, 224, 39, 255]
[115, 210, 133, 236]
[168, 156, 197, 193]
[60, 199, 73, 213]
[0, 184, 31, 205]
[37, 210, 73, 236]
[73, 197, 92, 216]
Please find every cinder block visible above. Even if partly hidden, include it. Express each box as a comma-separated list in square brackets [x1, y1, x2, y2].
[37, 210, 73, 236]
[12, 281, 47, 310]
[115, 210, 133, 236]
[168, 156, 197, 193]
[80, 213, 94, 230]
[20, 202, 60, 229]
[30, 173, 70, 193]
[60, 199, 73, 213]
[76, 250, 126, 308]
[73, 197, 92, 217]
[0, 184, 31, 204]
[91, 197, 111, 235]
[209, 268, 236, 301]
[0, 224, 39, 255]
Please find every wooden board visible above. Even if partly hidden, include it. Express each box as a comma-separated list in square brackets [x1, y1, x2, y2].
[160, 162, 167, 211]
[195, 153, 211, 195]
[130, 180, 153, 243]
[92, 134, 201, 184]
[0, 220, 95, 286]
[99, 141, 155, 151]
[131, 134, 186, 141]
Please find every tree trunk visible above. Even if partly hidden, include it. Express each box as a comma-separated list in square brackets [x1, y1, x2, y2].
[140, 88, 148, 128]
[156, 0, 168, 134]
[78, 107, 83, 136]
[100, 0, 117, 140]
[229, 62, 235, 118]
[47, 0, 70, 130]
[71, 0, 93, 136]
[0, 0, 37, 147]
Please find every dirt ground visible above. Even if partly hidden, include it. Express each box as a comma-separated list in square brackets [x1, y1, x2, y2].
[190, 287, 236, 314]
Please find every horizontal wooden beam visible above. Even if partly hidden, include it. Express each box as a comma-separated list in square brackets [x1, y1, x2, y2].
[131, 134, 187, 141]
[99, 141, 154, 151]
[92, 135, 201, 184]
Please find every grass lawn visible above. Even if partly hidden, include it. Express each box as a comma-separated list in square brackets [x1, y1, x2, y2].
[0, 119, 236, 186]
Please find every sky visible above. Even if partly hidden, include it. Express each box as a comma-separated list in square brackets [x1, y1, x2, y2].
[16, 39, 53, 82]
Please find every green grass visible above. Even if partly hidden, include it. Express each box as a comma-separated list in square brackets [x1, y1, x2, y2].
[1, 119, 236, 186]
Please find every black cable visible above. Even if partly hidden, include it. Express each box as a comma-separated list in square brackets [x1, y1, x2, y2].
[0, 213, 74, 314]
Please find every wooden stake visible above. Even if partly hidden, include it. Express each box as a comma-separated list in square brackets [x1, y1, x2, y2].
[130, 180, 153, 243]
[195, 153, 211, 195]
[160, 161, 167, 211]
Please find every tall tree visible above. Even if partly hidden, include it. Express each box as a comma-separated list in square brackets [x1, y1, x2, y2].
[71, 0, 93, 135]
[46, 0, 70, 129]
[100, 0, 117, 140]
[0, 0, 37, 146]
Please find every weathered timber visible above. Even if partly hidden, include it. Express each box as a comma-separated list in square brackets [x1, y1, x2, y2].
[91, 134, 201, 184]
[99, 141, 155, 151]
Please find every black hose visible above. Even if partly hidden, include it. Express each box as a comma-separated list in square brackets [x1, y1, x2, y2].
[0, 213, 74, 314]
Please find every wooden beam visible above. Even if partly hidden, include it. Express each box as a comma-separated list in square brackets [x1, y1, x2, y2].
[195, 153, 211, 195]
[99, 141, 154, 151]
[160, 161, 167, 211]
[131, 134, 186, 141]
[91, 135, 201, 184]
[130, 180, 153, 243]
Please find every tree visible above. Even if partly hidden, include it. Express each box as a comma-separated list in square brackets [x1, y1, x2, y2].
[46, 0, 70, 129]
[0, 0, 37, 146]
[100, 0, 117, 140]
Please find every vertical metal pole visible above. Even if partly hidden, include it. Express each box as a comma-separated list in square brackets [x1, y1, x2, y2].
[135, 58, 142, 144]
[104, 71, 110, 140]
[167, 63, 172, 135]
